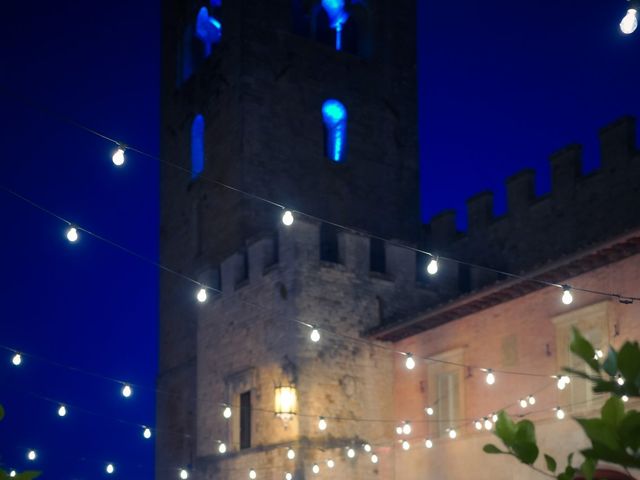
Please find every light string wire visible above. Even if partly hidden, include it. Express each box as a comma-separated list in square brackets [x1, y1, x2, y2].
[0, 85, 638, 305]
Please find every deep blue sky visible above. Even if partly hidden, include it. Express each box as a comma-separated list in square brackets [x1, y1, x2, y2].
[0, 1, 637, 478]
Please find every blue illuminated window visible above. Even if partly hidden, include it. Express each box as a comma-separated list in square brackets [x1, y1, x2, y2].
[322, 99, 347, 162]
[196, 6, 222, 57]
[191, 114, 205, 179]
[321, 0, 349, 50]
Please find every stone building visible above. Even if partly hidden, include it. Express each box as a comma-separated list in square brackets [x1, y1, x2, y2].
[157, 1, 640, 479]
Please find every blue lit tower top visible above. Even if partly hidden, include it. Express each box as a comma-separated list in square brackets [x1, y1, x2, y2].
[322, 99, 347, 162]
[321, 0, 349, 50]
[196, 6, 222, 57]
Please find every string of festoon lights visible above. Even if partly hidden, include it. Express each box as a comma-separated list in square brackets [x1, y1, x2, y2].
[620, 0, 639, 34]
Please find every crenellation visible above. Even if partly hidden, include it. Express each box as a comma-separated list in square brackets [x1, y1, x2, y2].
[599, 115, 636, 169]
[550, 143, 582, 196]
[506, 168, 535, 214]
[429, 209, 458, 248]
[466, 191, 494, 233]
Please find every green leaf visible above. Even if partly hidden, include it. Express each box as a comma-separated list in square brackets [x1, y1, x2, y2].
[618, 341, 640, 387]
[576, 418, 620, 451]
[495, 411, 517, 445]
[511, 441, 539, 465]
[580, 458, 596, 480]
[619, 410, 640, 452]
[602, 346, 618, 377]
[514, 419, 536, 444]
[483, 444, 505, 454]
[601, 396, 625, 427]
[544, 454, 557, 472]
[570, 327, 600, 371]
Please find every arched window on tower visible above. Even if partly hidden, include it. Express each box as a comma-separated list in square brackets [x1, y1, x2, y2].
[322, 99, 347, 163]
[191, 114, 205, 179]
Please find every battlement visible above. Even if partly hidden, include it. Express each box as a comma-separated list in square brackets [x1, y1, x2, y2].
[424, 115, 639, 292]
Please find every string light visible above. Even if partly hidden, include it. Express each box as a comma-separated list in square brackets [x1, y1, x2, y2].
[222, 405, 232, 419]
[363, 443, 372, 453]
[371, 453, 379, 464]
[106, 464, 115, 474]
[620, 7, 638, 34]
[326, 459, 335, 469]
[425, 406, 434, 416]
[285, 473, 293, 480]
[561, 286, 573, 305]
[491, 413, 498, 422]
[282, 210, 294, 226]
[594, 349, 604, 360]
[405, 353, 416, 370]
[528, 395, 536, 405]
[519, 398, 528, 408]
[401, 440, 410, 451]
[425, 439, 433, 449]
[66, 226, 79, 243]
[112, 146, 126, 166]
[474, 420, 483, 430]
[312, 464, 320, 475]
[402, 421, 412, 435]
[555, 407, 565, 420]
[318, 416, 327, 431]
[483, 418, 493, 430]
[9, 471, 16, 478]
[57, 404, 67, 417]
[218, 442, 227, 454]
[617, 375, 625, 386]
[557, 375, 571, 390]
[347, 447, 356, 458]
[286, 447, 295, 460]
[249, 469, 257, 480]
[196, 287, 208, 303]
[395, 425, 403, 435]
[27, 450, 37, 461]
[485, 369, 496, 385]
[622, 395, 629, 402]
[310, 327, 321, 343]
[143, 427, 152, 439]
[121, 384, 133, 398]
[11, 352, 22, 366]
[448, 429, 457, 439]
[426, 256, 439, 275]
[180, 469, 189, 479]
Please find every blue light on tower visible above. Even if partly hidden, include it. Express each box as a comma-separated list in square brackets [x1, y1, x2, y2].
[321, 0, 349, 50]
[196, 7, 222, 57]
[191, 114, 205, 178]
[322, 99, 347, 162]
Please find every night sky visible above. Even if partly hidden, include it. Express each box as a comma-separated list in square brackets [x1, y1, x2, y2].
[0, 1, 637, 479]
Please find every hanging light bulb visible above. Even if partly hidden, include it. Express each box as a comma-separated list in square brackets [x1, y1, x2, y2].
[326, 459, 335, 469]
[405, 353, 416, 370]
[121, 384, 133, 398]
[555, 407, 565, 420]
[395, 425, 403, 435]
[310, 327, 321, 343]
[617, 375, 625, 386]
[57, 405, 67, 417]
[483, 418, 493, 430]
[425, 406, 434, 416]
[371, 453, 379, 464]
[622, 395, 629, 402]
[474, 420, 483, 430]
[112, 146, 126, 166]
[27, 450, 37, 461]
[285, 473, 293, 480]
[402, 421, 412, 435]
[66, 226, 79, 243]
[519, 398, 528, 409]
[180, 469, 189, 480]
[11, 353, 22, 366]
[312, 464, 320, 475]
[485, 369, 496, 385]
[318, 416, 327, 431]
[620, 8, 638, 34]
[528, 395, 536, 406]
[218, 442, 227, 454]
[426, 256, 439, 275]
[448, 429, 457, 439]
[249, 469, 257, 479]
[425, 438, 433, 449]
[491, 413, 498, 423]
[561, 286, 573, 305]
[9, 471, 16, 478]
[401, 440, 410, 451]
[287, 447, 295, 460]
[594, 349, 604, 360]
[347, 447, 356, 458]
[282, 210, 294, 226]
[223, 405, 232, 419]
[143, 427, 152, 439]
[106, 464, 115, 474]
[556, 375, 570, 390]
[363, 443, 372, 453]
[196, 287, 208, 303]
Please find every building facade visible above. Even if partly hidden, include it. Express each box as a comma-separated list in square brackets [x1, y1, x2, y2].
[158, 1, 640, 479]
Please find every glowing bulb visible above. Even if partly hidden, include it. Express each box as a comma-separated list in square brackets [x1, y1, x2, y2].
[287, 448, 295, 460]
[427, 257, 438, 275]
[474, 420, 483, 430]
[57, 405, 67, 417]
[402, 422, 412, 435]
[66, 226, 79, 242]
[112, 147, 125, 166]
[405, 353, 416, 370]
[425, 406, 434, 416]
[180, 469, 189, 480]
[555, 407, 565, 420]
[594, 349, 604, 360]
[10, 471, 16, 478]
[448, 429, 457, 439]
[484, 418, 493, 430]
[218, 442, 227, 454]
[223, 405, 232, 419]
[347, 447, 356, 458]
[363, 443, 372, 453]
[326, 459, 335, 469]
[395, 425, 403, 435]
[371, 453, 379, 464]
[285, 474, 293, 480]
[312, 464, 320, 475]
[620, 8, 638, 34]
[617, 376, 625, 386]
[318, 416, 327, 431]
[106, 464, 115, 474]
[401, 440, 410, 451]
[197, 287, 208, 303]
[485, 369, 496, 385]
[11, 353, 22, 366]
[520, 399, 528, 408]
[310, 328, 321, 343]
[143, 427, 152, 439]
[528, 395, 536, 406]
[27, 450, 37, 461]
[557, 375, 570, 390]
[425, 439, 433, 449]
[282, 210, 294, 226]
[561, 287, 573, 305]
[492, 413, 498, 422]
[622, 395, 629, 402]
[249, 469, 257, 479]
[121, 384, 133, 398]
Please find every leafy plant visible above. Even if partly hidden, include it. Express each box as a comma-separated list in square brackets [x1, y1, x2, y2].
[0, 404, 41, 480]
[483, 328, 640, 479]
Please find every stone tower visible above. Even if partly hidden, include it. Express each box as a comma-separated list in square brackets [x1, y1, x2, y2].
[157, 1, 419, 479]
